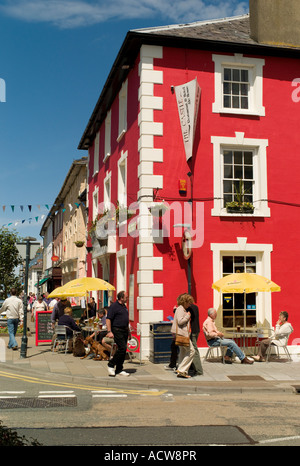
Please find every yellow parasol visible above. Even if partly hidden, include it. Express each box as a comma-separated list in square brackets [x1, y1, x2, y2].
[48, 277, 115, 319]
[48, 277, 115, 298]
[212, 273, 281, 330]
[212, 273, 281, 294]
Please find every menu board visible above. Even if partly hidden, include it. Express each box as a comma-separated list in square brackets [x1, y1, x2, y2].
[35, 311, 53, 345]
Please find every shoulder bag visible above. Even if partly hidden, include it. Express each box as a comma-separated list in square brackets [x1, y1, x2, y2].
[175, 319, 190, 347]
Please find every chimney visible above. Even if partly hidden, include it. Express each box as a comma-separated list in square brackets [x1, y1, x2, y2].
[249, 0, 300, 47]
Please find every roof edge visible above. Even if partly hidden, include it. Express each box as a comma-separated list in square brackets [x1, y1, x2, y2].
[131, 14, 249, 34]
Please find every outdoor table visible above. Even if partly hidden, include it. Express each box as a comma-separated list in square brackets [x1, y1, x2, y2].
[82, 325, 98, 338]
[231, 331, 258, 353]
[82, 325, 107, 339]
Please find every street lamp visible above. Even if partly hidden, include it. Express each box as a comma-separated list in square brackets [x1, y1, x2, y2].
[17, 237, 39, 359]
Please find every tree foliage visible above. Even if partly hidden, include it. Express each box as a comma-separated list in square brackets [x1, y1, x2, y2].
[0, 421, 41, 446]
[0, 227, 23, 299]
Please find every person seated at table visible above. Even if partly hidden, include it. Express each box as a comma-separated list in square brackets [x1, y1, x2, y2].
[58, 307, 81, 338]
[253, 311, 293, 362]
[89, 298, 97, 318]
[80, 306, 94, 323]
[98, 307, 108, 327]
[101, 334, 115, 359]
[203, 308, 254, 364]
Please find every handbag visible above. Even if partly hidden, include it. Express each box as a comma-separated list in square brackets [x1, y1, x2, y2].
[175, 320, 190, 347]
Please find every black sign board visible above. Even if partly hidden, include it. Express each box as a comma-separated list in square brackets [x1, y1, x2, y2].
[35, 311, 53, 345]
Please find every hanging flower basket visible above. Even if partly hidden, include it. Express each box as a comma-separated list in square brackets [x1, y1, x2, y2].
[74, 240, 85, 248]
[149, 202, 170, 217]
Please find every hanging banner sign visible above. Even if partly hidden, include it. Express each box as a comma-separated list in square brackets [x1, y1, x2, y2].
[175, 77, 201, 161]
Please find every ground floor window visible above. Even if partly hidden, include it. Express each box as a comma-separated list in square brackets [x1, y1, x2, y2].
[222, 255, 257, 329]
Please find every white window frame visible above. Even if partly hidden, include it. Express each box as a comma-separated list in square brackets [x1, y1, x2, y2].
[92, 187, 99, 221]
[117, 80, 128, 142]
[117, 247, 127, 292]
[212, 53, 265, 117]
[103, 171, 111, 210]
[104, 110, 111, 162]
[211, 238, 273, 330]
[118, 150, 128, 208]
[211, 132, 270, 217]
[93, 131, 100, 175]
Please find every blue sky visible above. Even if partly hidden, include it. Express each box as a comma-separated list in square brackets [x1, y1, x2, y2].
[0, 0, 248, 242]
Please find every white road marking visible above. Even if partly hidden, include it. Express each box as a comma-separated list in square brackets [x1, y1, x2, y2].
[259, 435, 300, 444]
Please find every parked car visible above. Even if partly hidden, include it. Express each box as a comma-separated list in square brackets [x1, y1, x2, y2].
[0, 299, 7, 326]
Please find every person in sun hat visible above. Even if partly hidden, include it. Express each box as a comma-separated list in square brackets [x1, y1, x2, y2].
[253, 311, 293, 362]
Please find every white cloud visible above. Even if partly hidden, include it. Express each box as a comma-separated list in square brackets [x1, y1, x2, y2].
[0, 0, 249, 29]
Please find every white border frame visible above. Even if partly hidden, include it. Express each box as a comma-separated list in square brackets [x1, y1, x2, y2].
[211, 237, 274, 329]
[211, 132, 270, 217]
[212, 53, 265, 117]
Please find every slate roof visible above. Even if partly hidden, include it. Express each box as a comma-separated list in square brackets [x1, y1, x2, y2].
[133, 14, 256, 46]
[78, 14, 300, 149]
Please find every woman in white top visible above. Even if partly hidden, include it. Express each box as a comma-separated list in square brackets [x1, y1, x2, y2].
[253, 311, 293, 361]
[31, 295, 47, 320]
[171, 293, 195, 378]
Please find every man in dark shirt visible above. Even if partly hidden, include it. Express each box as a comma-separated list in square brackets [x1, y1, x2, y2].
[106, 291, 130, 377]
[188, 302, 203, 376]
[51, 298, 72, 324]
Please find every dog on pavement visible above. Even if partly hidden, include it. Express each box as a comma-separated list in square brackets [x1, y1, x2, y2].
[81, 335, 109, 360]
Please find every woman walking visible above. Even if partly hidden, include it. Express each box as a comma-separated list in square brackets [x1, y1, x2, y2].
[171, 293, 195, 378]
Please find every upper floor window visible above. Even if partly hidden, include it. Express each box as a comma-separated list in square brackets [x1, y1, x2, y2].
[211, 132, 270, 218]
[223, 68, 249, 110]
[93, 131, 99, 175]
[212, 53, 265, 117]
[104, 171, 111, 210]
[223, 149, 253, 207]
[104, 110, 111, 162]
[118, 151, 128, 207]
[117, 80, 128, 142]
[92, 187, 99, 221]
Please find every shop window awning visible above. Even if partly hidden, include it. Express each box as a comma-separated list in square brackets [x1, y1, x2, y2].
[38, 277, 50, 286]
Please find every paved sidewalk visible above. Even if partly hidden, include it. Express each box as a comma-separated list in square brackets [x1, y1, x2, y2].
[1, 326, 300, 394]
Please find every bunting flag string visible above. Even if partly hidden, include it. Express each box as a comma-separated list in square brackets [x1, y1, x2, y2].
[0, 201, 86, 228]
[1, 204, 50, 212]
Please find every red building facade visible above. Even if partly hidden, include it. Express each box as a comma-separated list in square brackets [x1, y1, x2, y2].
[79, 15, 300, 357]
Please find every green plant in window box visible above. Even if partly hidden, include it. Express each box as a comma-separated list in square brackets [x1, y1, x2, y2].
[226, 201, 254, 213]
[225, 179, 254, 213]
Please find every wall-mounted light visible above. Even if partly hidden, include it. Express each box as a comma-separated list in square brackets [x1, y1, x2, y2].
[179, 179, 187, 194]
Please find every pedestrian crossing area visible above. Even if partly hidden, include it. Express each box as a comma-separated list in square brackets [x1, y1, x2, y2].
[0, 388, 165, 408]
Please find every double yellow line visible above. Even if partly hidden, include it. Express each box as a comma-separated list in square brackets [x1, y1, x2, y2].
[0, 370, 166, 396]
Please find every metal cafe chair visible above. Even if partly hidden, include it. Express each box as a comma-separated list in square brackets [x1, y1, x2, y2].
[204, 333, 226, 364]
[266, 341, 292, 362]
[52, 325, 72, 354]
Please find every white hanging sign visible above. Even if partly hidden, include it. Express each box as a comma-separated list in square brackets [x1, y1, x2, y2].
[175, 78, 201, 161]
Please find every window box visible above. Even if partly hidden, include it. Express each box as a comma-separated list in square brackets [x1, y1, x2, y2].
[226, 203, 254, 214]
